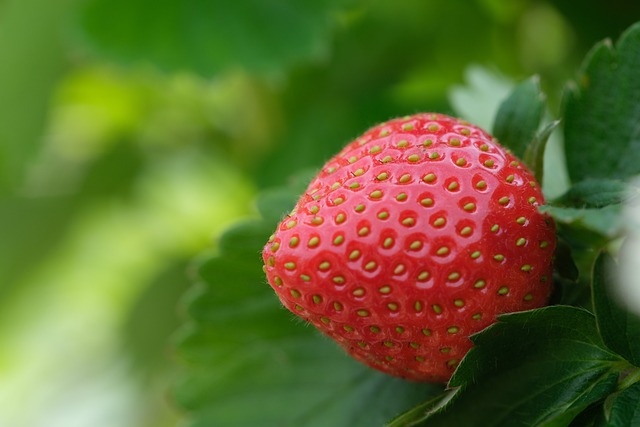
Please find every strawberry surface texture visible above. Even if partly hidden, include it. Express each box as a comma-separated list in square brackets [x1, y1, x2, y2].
[262, 113, 556, 382]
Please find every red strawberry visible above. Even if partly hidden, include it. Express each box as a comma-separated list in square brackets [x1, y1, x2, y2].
[262, 113, 555, 382]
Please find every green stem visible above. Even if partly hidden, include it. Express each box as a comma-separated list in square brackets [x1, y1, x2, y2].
[618, 365, 640, 392]
[385, 388, 458, 427]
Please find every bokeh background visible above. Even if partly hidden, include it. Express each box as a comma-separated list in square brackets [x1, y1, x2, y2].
[1, 1, 638, 426]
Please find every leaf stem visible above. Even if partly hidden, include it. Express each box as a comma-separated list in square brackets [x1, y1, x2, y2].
[618, 365, 640, 391]
[384, 388, 458, 427]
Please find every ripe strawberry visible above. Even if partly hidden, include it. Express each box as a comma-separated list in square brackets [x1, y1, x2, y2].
[262, 113, 555, 382]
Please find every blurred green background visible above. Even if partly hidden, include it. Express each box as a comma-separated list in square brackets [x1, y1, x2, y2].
[1, 0, 638, 426]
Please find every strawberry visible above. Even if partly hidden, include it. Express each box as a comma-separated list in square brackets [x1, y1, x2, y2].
[262, 113, 555, 382]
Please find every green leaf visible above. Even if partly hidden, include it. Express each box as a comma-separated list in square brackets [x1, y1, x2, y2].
[555, 179, 638, 209]
[255, 188, 299, 224]
[79, 0, 345, 77]
[554, 239, 580, 282]
[562, 22, 640, 183]
[254, 168, 316, 223]
[592, 252, 640, 367]
[0, 0, 79, 190]
[492, 76, 546, 162]
[0, 195, 75, 302]
[174, 188, 443, 427]
[605, 382, 640, 426]
[217, 220, 276, 261]
[525, 119, 560, 184]
[122, 259, 192, 378]
[541, 204, 624, 244]
[404, 306, 626, 427]
[551, 276, 593, 310]
[448, 65, 514, 131]
[385, 389, 459, 427]
[551, 0, 640, 48]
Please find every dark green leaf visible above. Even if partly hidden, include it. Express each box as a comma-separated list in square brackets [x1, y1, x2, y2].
[551, 0, 640, 47]
[217, 220, 276, 261]
[556, 179, 637, 208]
[492, 76, 545, 161]
[385, 389, 459, 427]
[450, 306, 621, 385]
[526, 119, 560, 184]
[541, 205, 624, 244]
[550, 276, 592, 309]
[562, 22, 640, 183]
[255, 188, 299, 224]
[254, 168, 316, 223]
[79, 0, 345, 76]
[592, 252, 640, 366]
[604, 381, 640, 427]
[122, 260, 191, 378]
[570, 401, 608, 427]
[407, 306, 626, 427]
[555, 239, 580, 282]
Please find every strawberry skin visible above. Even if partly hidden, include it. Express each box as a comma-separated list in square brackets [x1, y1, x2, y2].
[262, 113, 555, 382]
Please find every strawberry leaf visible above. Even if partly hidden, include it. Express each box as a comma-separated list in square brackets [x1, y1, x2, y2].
[604, 382, 640, 426]
[79, 0, 345, 76]
[541, 205, 624, 247]
[554, 240, 580, 282]
[255, 169, 316, 223]
[525, 119, 559, 185]
[255, 188, 301, 224]
[555, 179, 636, 209]
[384, 389, 459, 427]
[400, 306, 626, 427]
[592, 252, 640, 367]
[173, 188, 443, 427]
[492, 76, 545, 162]
[562, 22, 640, 183]
[448, 65, 513, 130]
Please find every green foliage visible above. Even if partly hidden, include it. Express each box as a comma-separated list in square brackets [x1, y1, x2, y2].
[174, 19, 640, 427]
[4, 0, 640, 425]
[551, 0, 640, 47]
[541, 205, 624, 244]
[562, 22, 640, 183]
[491, 76, 560, 183]
[0, 0, 81, 190]
[555, 179, 636, 209]
[409, 307, 626, 427]
[605, 382, 640, 426]
[492, 76, 546, 162]
[79, 0, 347, 77]
[592, 253, 640, 367]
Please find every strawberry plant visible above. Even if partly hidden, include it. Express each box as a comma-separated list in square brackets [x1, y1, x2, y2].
[174, 21, 640, 427]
